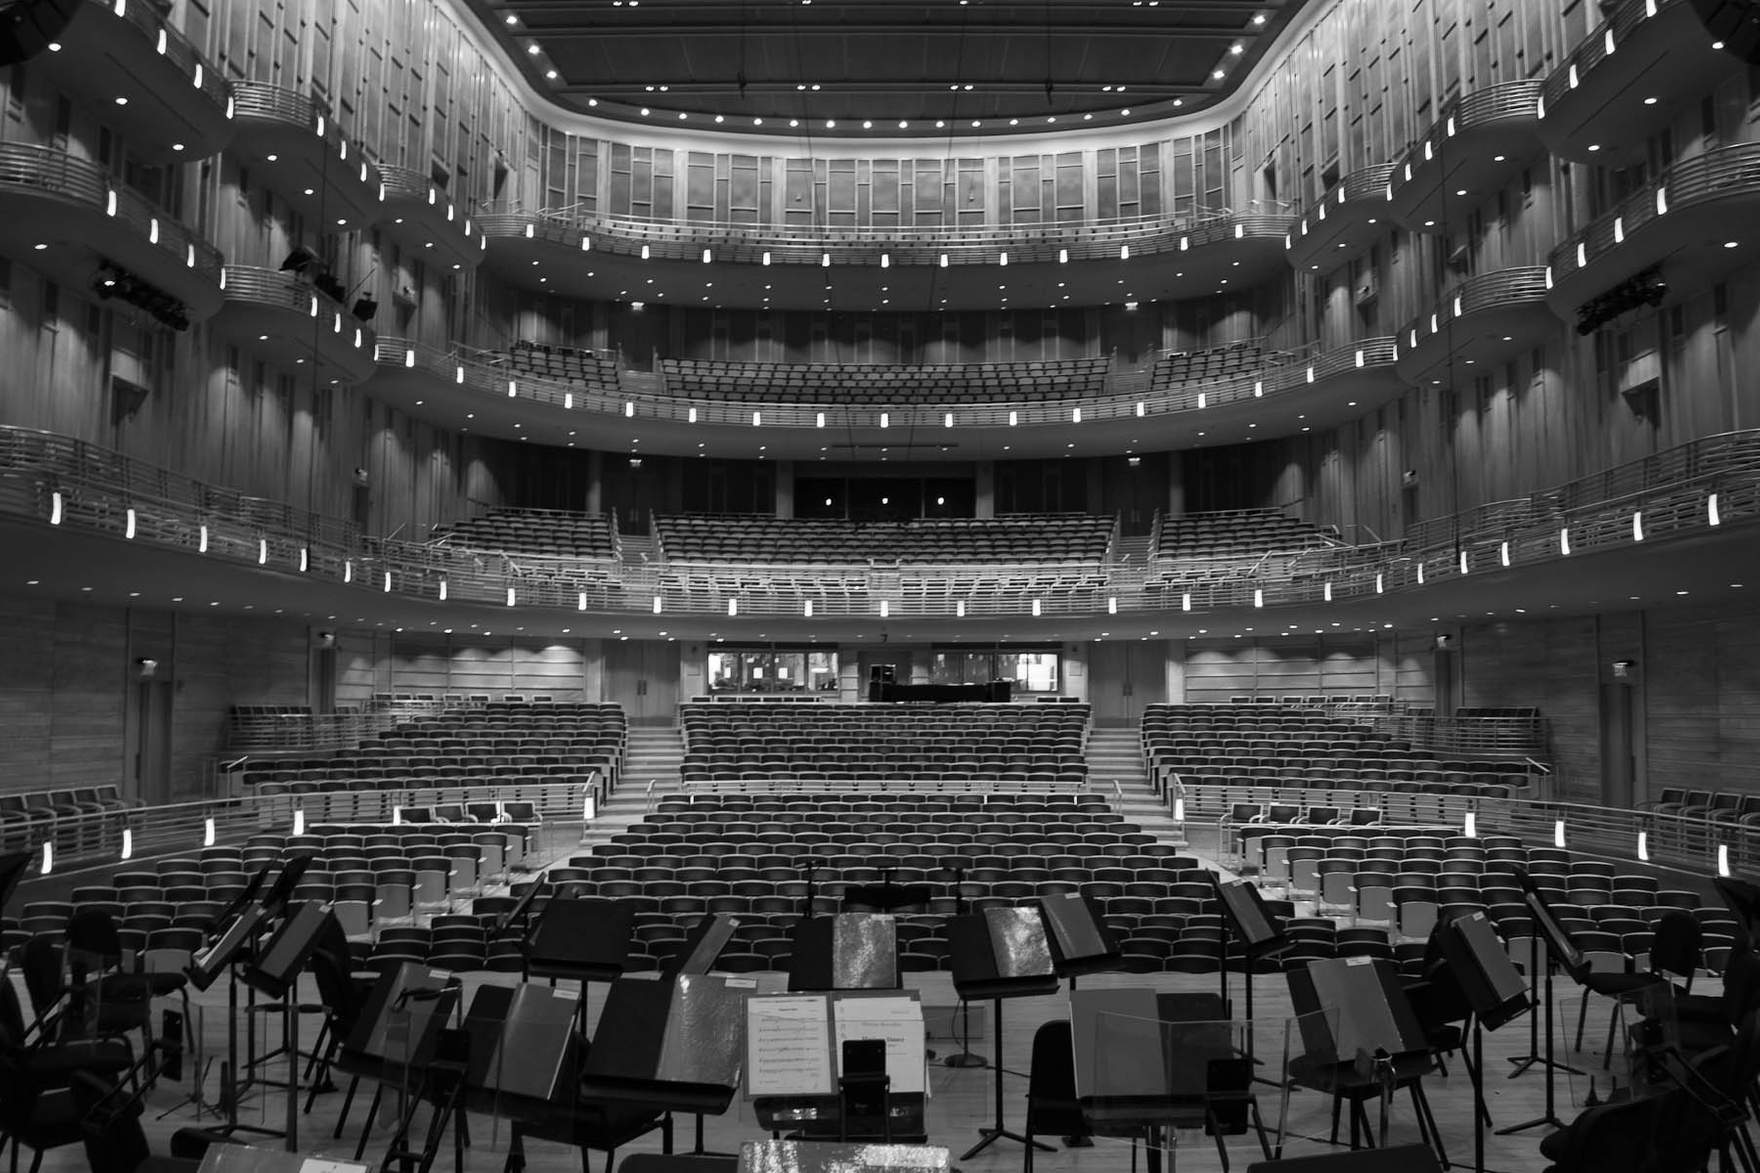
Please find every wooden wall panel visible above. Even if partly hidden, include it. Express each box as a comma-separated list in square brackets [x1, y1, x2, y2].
[1460, 615, 1600, 800]
[1180, 636, 1404, 704]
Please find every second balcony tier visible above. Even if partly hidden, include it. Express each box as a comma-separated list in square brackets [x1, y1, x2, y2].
[1286, 165, 1397, 273]
[1385, 81, 1545, 234]
[475, 209, 1294, 311]
[0, 144, 223, 322]
[1393, 267, 1559, 384]
[229, 84, 384, 230]
[211, 266, 377, 384]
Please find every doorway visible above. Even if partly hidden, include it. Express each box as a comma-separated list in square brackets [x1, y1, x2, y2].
[1088, 642, 1165, 728]
[604, 640, 681, 725]
[131, 679, 173, 804]
[1599, 681, 1635, 809]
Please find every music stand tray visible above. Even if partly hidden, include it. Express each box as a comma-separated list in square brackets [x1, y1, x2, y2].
[525, 896, 635, 985]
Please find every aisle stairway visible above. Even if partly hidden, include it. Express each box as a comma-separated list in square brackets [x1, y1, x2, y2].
[579, 723, 686, 847]
[1085, 725, 1186, 846]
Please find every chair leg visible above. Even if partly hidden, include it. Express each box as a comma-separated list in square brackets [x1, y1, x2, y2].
[333, 1074, 362, 1139]
[1575, 992, 1590, 1051]
[1603, 998, 1622, 1070]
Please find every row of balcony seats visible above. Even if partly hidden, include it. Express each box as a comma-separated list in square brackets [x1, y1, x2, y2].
[1646, 789, 1760, 827]
[429, 509, 618, 559]
[653, 513, 1116, 564]
[1151, 509, 1337, 558]
[0, 786, 140, 849]
[503, 341, 620, 391]
[1148, 340, 1270, 390]
[658, 356, 1111, 405]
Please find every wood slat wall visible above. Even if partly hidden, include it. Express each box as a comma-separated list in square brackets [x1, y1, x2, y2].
[1180, 635, 1416, 705]
[335, 632, 592, 705]
[1459, 614, 1601, 801]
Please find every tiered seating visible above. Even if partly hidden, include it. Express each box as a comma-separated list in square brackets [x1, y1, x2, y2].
[1151, 509, 1336, 558]
[242, 700, 626, 797]
[680, 701, 1087, 784]
[655, 514, 1115, 564]
[0, 785, 139, 850]
[1140, 702, 1532, 798]
[503, 339, 620, 392]
[553, 791, 1212, 973]
[430, 509, 617, 558]
[658, 356, 1110, 404]
[1148, 340, 1271, 389]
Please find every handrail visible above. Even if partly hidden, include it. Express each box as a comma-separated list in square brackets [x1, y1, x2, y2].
[2, 422, 1759, 618]
[1548, 142, 1760, 281]
[1398, 266, 1551, 352]
[0, 144, 225, 277]
[374, 335, 1400, 428]
[87, 0, 232, 112]
[220, 265, 376, 355]
[230, 82, 382, 196]
[1540, 0, 1674, 111]
[1289, 164, 1399, 236]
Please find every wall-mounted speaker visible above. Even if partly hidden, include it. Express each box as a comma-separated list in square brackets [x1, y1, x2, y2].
[0, 0, 80, 67]
[1692, 0, 1760, 63]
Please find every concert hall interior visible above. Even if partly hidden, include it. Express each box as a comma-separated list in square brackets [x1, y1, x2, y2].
[7, 0, 1760, 1171]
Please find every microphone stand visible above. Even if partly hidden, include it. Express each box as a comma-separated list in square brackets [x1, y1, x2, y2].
[944, 865, 985, 1069]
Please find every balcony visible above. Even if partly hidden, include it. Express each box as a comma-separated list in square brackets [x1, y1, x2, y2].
[36, 0, 233, 161]
[1538, 0, 1741, 165]
[376, 166, 486, 272]
[228, 84, 383, 230]
[369, 335, 1401, 460]
[1393, 266, 1558, 383]
[0, 144, 224, 322]
[211, 265, 376, 383]
[475, 208, 1294, 311]
[1285, 165, 1397, 272]
[1384, 81, 1545, 233]
[1547, 144, 1760, 319]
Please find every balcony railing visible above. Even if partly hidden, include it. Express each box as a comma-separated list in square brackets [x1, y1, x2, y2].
[1398, 266, 1551, 352]
[2, 422, 1758, 618]
[1540, 0, 1669, 113]
[0, 143, 224, 277]
[1389, 80, 1544, 193]
[1548, 143, 1760, 282]
[1288, 164, 1398, 239]
[230, 82, 382, 193]
[85, 0, 233, 112]
[219, 264, 374, 349]
[478, 206, 1293, 266]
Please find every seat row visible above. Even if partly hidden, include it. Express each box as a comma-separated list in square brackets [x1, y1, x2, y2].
[658, 356, 1111, 406]
[654, 513, 1116, 564]
[429, 508, 618, 558]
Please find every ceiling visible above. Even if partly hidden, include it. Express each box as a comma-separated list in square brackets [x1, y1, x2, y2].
[470, 0, 1308, 137]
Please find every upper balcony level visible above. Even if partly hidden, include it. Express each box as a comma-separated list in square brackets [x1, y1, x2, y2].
[377, 166, 487, 272]
[1537, 0, 1742, 166]
[211, 265, 377, 384]
[1285, 165, 1396, 273]
[37, 0, 234, 162]
[0, 144, 224, 323]
[1546, 143, 1760, 319]
[1393, 266, 1558, 384]
[1384, 80, 1545, 234]
[475, 207, 1294, 311]
[366, 336, 1404, 460]
[229, 84, 384, 232]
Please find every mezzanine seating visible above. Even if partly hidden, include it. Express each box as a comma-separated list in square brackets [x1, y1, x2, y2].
[0, 786, 140, 851]
[1151, 509, 1337, 559]
[680, 701, 1087, 784]
[429, 509, 617, 559]
[502, 340, 621, 393]
[654, 513, 1116, 564]
[658, 356, 1110, 405]
[1148, 340, 1272, 390]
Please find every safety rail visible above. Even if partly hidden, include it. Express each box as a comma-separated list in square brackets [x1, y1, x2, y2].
[1390, 79, 1544, 184]
[1357, 713, 1548, 759]
[80, 0, 233, 111]
[1287, 164, 1398, 238]
[230, 82, 382, 190]
[1540, 0, 1671, 112]
[219, 264, 376, 355]
[373, 335, 1399, 428]
[224, 709, 404, 753]
[1548, 142, 1760, 282]
[1397, 266, 1551, 353]
[3, 423, 1760, 617]
[476, 207, 1292, 266]
[0, 144, 225, 277]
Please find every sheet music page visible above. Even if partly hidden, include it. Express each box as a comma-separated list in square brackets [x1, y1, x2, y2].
[832, 995, 926, 1095]
[747, 994, 834, 1097]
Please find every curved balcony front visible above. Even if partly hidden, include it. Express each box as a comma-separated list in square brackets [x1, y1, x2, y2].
[476, 209, 1293, 311]
[37, 0, 233, 161]
[1546, 144, 1760, 318]
[1393, 266, 1557, 383]
[1385, 81, 1545, 233]
[376, 166, 486, 272]
[368, 336, 1401, 460]
[1538, 0, 1742, 165]
[0, 144, 224, 321]
[1285, 165, 1397, 272]
[229, 84, 383, 230]
[211, 266, 376, 383]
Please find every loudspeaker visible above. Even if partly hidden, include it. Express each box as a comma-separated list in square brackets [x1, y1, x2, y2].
[0, 0, 80, 66]
[1693, 0, 1760, 63]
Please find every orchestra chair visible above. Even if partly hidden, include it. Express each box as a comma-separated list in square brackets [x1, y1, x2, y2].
[1021, 1020, 1086, 1173]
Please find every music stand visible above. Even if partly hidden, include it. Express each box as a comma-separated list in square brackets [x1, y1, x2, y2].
[941, 864, 984, 1070]
[240, 902, 334, 1152]
[668, 913, 742, 977]
[494, 873, 549, 937]
[524, 895, 635, 986]
[842, 869, 933, 915]
[0, 850, 31, 917]
[1437, 910, 1532, 1173]
[947, 907, 1061, 1160]
[1212, 875, 1289, 1081]
[1037, 892, 1121, 988]
[788, 914, 900, 992]
[1500, 867, 1588, 1136]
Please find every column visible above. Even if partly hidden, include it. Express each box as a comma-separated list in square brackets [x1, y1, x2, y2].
[1061, 641, 1088, 702]
[775, 459, 795, 518]
[1166, 451, 1185, 518]
[585, 450, 604, 515]
[975, 460, 996, 519]
[1165, 639, 1186, 704]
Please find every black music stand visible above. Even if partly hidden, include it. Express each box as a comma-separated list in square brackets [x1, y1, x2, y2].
[1501, 867, 1590, 1136]
[0, 850, 29, 916]
[948, 907, 1062, 1160]
[337, 964, 464, 1161]
[494, 873, 549, 939]
[842, 870, 933, 915]
[667, 913, 741, 977]
[941, 864, 985, 1070]
[239, 902, 335, 1152]
[1038, 892, 1122, 988]
[1437, 909, 1532, 1173]
[524, 895, 635, 994]
[1212, 875, 1289, 1081]
[788, 914, 900, 992]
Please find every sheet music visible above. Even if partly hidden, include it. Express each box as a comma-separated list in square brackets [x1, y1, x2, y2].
[740, 1141, 949, 1173]
[747, 994, 834, 1097]
[833, 995, 926, 1095]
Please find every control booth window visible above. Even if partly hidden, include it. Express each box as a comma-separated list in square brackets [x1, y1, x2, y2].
[928, 646, 1060, 693]
[709, 647, 839, 694]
